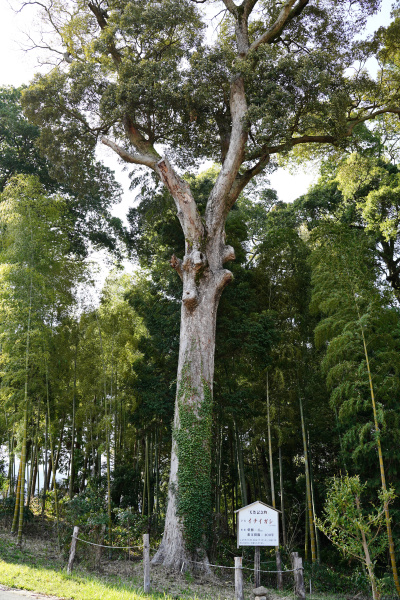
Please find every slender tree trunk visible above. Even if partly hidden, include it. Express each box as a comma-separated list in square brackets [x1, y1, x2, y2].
[308, 434, 320, 563]
[215, 426, 222, 528]
[29, 449, 38, 505]
[96, 316, 112, 548]
[304, 487, 309, 561]
[46, 364, 60, 549]
[355, 495, 381, 600]
[51, 415, 65, 491]
[361, 327, 400, 595]
[234, 420, 247, 506]
[154, 428, 159, 522]
[16, 250, 33, 547]
[8, 429, 15, 497]
[80, 447, 88, 493]
[42, 410, 48, 513]
[26, 441, 34, 508]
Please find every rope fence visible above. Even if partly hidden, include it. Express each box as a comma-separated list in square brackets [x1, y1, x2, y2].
[66, 527, 306, 600]
[182, 558, 297, 574]
[72, 535, 147, 551]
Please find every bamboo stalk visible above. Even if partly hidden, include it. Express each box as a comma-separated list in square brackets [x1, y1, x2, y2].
[267, 373, 283, 590]
[11, 459, 22, 534]
[96, 315, 112, 548]
[299, 396, 316, 563]
[17, 400, 28, 547]
[69, 344, 78, 500]
[46, 363, 60, 550]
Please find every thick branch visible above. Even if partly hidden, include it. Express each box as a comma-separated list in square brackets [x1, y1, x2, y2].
[123, 115, 159, 158]
[101, 137, 158, 169]
[248, 0, 309, 54]
[157, 158, 204, 243]
[346, 108, 400, 133]
[88, 2, 122, 66]
[227, 153, 270, 206]
[241, 0, 259, 20]
[206, 76, 248, 234]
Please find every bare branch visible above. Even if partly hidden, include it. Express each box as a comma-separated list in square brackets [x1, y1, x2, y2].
[241, 0, 258, 20]
[227, 153, 270, 206]
[101, 137, 158, 169]
[220, 0, 238, 16]
[346, 108, 400, 134]
[88, 1, 122, 65]
[248, 0, 309, 54]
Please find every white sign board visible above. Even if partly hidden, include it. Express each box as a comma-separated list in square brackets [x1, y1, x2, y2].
[236, 501, 279, 547]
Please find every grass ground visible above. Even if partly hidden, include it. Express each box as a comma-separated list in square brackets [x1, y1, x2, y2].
[0, 519, 374, 600]
[0, 524, 265, 600]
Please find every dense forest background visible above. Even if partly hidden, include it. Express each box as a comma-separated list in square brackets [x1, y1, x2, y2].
[1, 13, 400, 592]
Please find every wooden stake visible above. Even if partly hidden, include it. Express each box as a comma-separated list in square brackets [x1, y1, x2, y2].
[254, 546, 260, 588]
[67, 526, 79, 574]
[95, 524, 106, 571]
[235, 557, 244, 600]
[143, 533, 150, 592]
[291, 552, 305, 600]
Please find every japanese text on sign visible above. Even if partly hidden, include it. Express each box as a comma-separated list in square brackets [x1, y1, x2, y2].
[237, 501, 279, 547]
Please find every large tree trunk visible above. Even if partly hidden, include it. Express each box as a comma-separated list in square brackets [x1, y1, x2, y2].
[152, 235, 233, 569]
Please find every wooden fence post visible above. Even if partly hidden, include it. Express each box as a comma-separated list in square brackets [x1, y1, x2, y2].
[143, 533, 150, 593]
[254, 546, 260, 587]
[235, 556, 244, 600]
[67, 526, 79, 574]
[291, 552, 306, 600]
[95, 524, 106, 571]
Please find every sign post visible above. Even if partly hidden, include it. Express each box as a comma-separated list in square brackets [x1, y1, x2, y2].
[235, 501, 280, 589]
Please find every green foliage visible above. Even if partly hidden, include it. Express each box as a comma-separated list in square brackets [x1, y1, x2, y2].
[309, 222, 400, 489]
[0, 496, 33, 523]
[175, 361, 213, 552]
[0, 86, 124, 257]
[318, 475, 394, 567]
[62, 483, 109, 529]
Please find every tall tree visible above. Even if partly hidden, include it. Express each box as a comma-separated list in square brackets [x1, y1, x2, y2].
[21, 0, 400, 566]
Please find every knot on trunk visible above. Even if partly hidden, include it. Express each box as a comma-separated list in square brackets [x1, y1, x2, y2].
[170, 254, 183, 280]
[183, 250, 207, 273]
[222, 245, 235, 263]
[216, 269, 233, 292]
[183, 286, 199, 311]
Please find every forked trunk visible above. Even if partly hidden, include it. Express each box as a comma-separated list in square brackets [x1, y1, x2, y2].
[152, 240, 232, 570]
